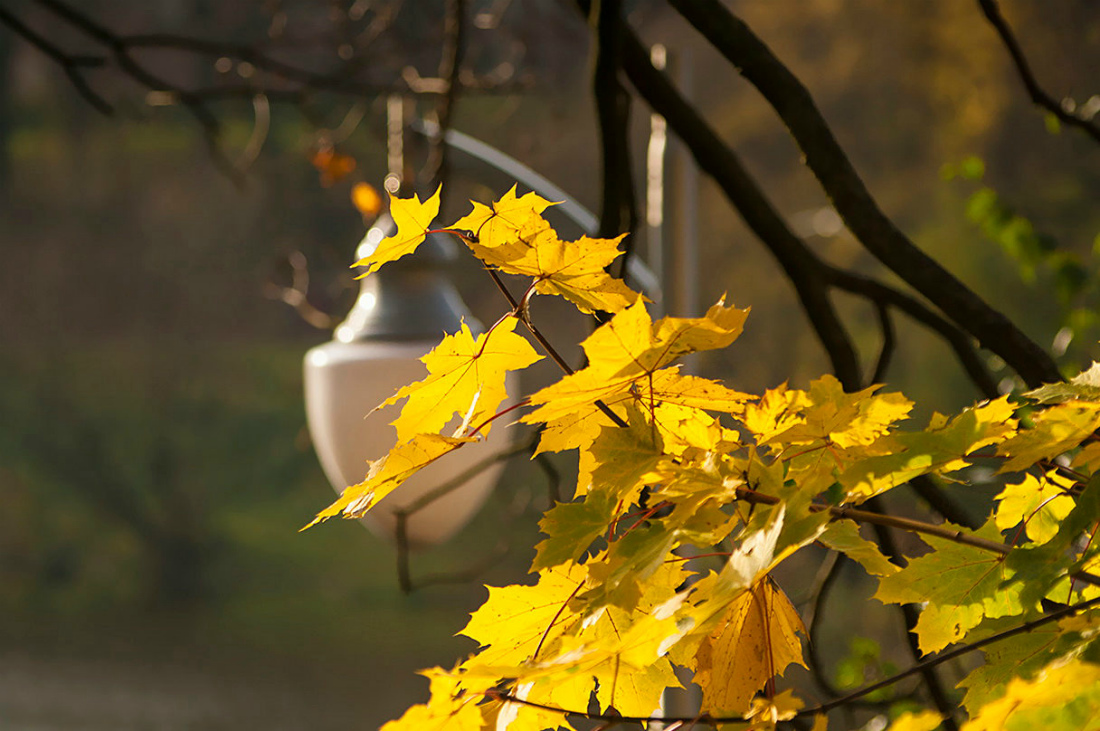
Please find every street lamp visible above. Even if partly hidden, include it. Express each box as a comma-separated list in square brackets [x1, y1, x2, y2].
[303, 208, 515, 547]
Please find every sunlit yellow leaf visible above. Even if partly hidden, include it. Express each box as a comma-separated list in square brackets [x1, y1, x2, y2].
[452, 185, 556, 249]
[694, 577, 807, 715]
[524, 298, 749, 425]
[353, 187, 441, 277]
[304, 433, 471, 528]
[995, 402, 1100, 473]
[380, 316, 541, 443]
[963, 659, 1100, 730]
[994, 471, 1075, 544]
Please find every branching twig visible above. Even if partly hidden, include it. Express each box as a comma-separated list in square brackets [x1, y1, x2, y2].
[668, 0, 1062, 389]
[422, 0, 467, 192]
[977, 0, 1100, 145]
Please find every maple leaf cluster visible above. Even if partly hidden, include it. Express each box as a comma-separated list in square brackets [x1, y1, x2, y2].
[309, 186, 1100, 730]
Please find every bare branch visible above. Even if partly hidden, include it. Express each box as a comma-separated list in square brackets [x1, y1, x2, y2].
[668, 0, 1061, 389]
[0, 6, 112, 114]
[615, 24, 863, 391]
[977, 0, 1100, 145]
[421, 0, 467, 191]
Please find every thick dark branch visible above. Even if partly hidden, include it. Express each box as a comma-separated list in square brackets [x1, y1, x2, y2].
[669, 0, 1061, 389]
[870, 300, 895, 385]
[616, 28, 863, 390]
[824, 266, 1000, 399]
[591, 0, 637, 251]
[977, 0, 1100, 145]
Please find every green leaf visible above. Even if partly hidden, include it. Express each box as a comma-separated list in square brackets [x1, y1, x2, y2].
[532, 489, 615, 572]
[875, 521, 1023, 654]
[819, 520, 901, 577]
[1026, 362, 1100, 404]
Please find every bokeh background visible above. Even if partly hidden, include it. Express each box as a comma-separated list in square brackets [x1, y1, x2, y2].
[1, 1, 1098, 728]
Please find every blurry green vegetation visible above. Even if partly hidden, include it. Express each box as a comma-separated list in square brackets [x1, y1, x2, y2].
[0, 340, 541, 662]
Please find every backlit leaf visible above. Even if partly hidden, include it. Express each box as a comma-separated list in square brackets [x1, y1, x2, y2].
[694, 577, 807, 715]
[875, 521, 1023, 653]
[353, 187, 441, 277]
[304, 433, 471, 528]
[379, 316, 541, 443]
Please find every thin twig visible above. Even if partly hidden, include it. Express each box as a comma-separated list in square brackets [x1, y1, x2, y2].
[976, 0, 1100, 145]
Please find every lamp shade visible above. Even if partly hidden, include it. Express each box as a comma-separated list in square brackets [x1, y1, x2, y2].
[304, 212, 515, 547]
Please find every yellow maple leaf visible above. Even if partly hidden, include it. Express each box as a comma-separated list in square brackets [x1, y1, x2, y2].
[353, 186, 441, 277]
[460, 561, 588, 666]
[451, 185, 556, 249]
[380, 667, 491, 731]
[995, 401, 1100, 473]
[962, 658, 1100, 730]
[694, 577, 807, 716]
[304, 433, 471, 528]
[379, 317, 542, 443]
[524, 298, 749, 425]
[510, 232, 637, 314]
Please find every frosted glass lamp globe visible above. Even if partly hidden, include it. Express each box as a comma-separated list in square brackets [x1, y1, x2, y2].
[303, 213, 514, 547]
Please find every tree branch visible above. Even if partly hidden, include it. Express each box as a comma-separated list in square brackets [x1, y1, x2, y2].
[615, 25, 863, 391]
[976, 0, 1100, 145]
[590, 0, 637, 253]
[422, 0, 467, 192]
[668, 0, 1061, 389]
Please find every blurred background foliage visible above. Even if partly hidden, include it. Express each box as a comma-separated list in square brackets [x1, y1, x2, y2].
[0, 0, 1098, 728]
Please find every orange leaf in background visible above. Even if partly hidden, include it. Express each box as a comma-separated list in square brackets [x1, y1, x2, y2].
[353, 186, 441, 277]
[311, 145, 357, 187]
[351, 182, 382, 217]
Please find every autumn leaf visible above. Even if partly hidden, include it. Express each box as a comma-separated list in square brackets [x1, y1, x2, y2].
[994, 471, 1075, 544]
[461, 562, 588, 667]
[451, 185, 556, 249]
[353, 186, 441, 277]
[841, 396, 1018, 502]
[524, 297, 750, 425]
[304, 433, 471, 529]
[694, 577, 807, 715]
[818, 520, 900, 577]
[311, 144, 356, 186]
[379, 316, 541, 443]
[469, 220, 639, 314]
[1025, 361, 1100, 404]
[380, 667, 490, 731]
[875, 520, 1023, 653]
[995, 401, 1100, 473]
[962, 659, 1100, 731]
